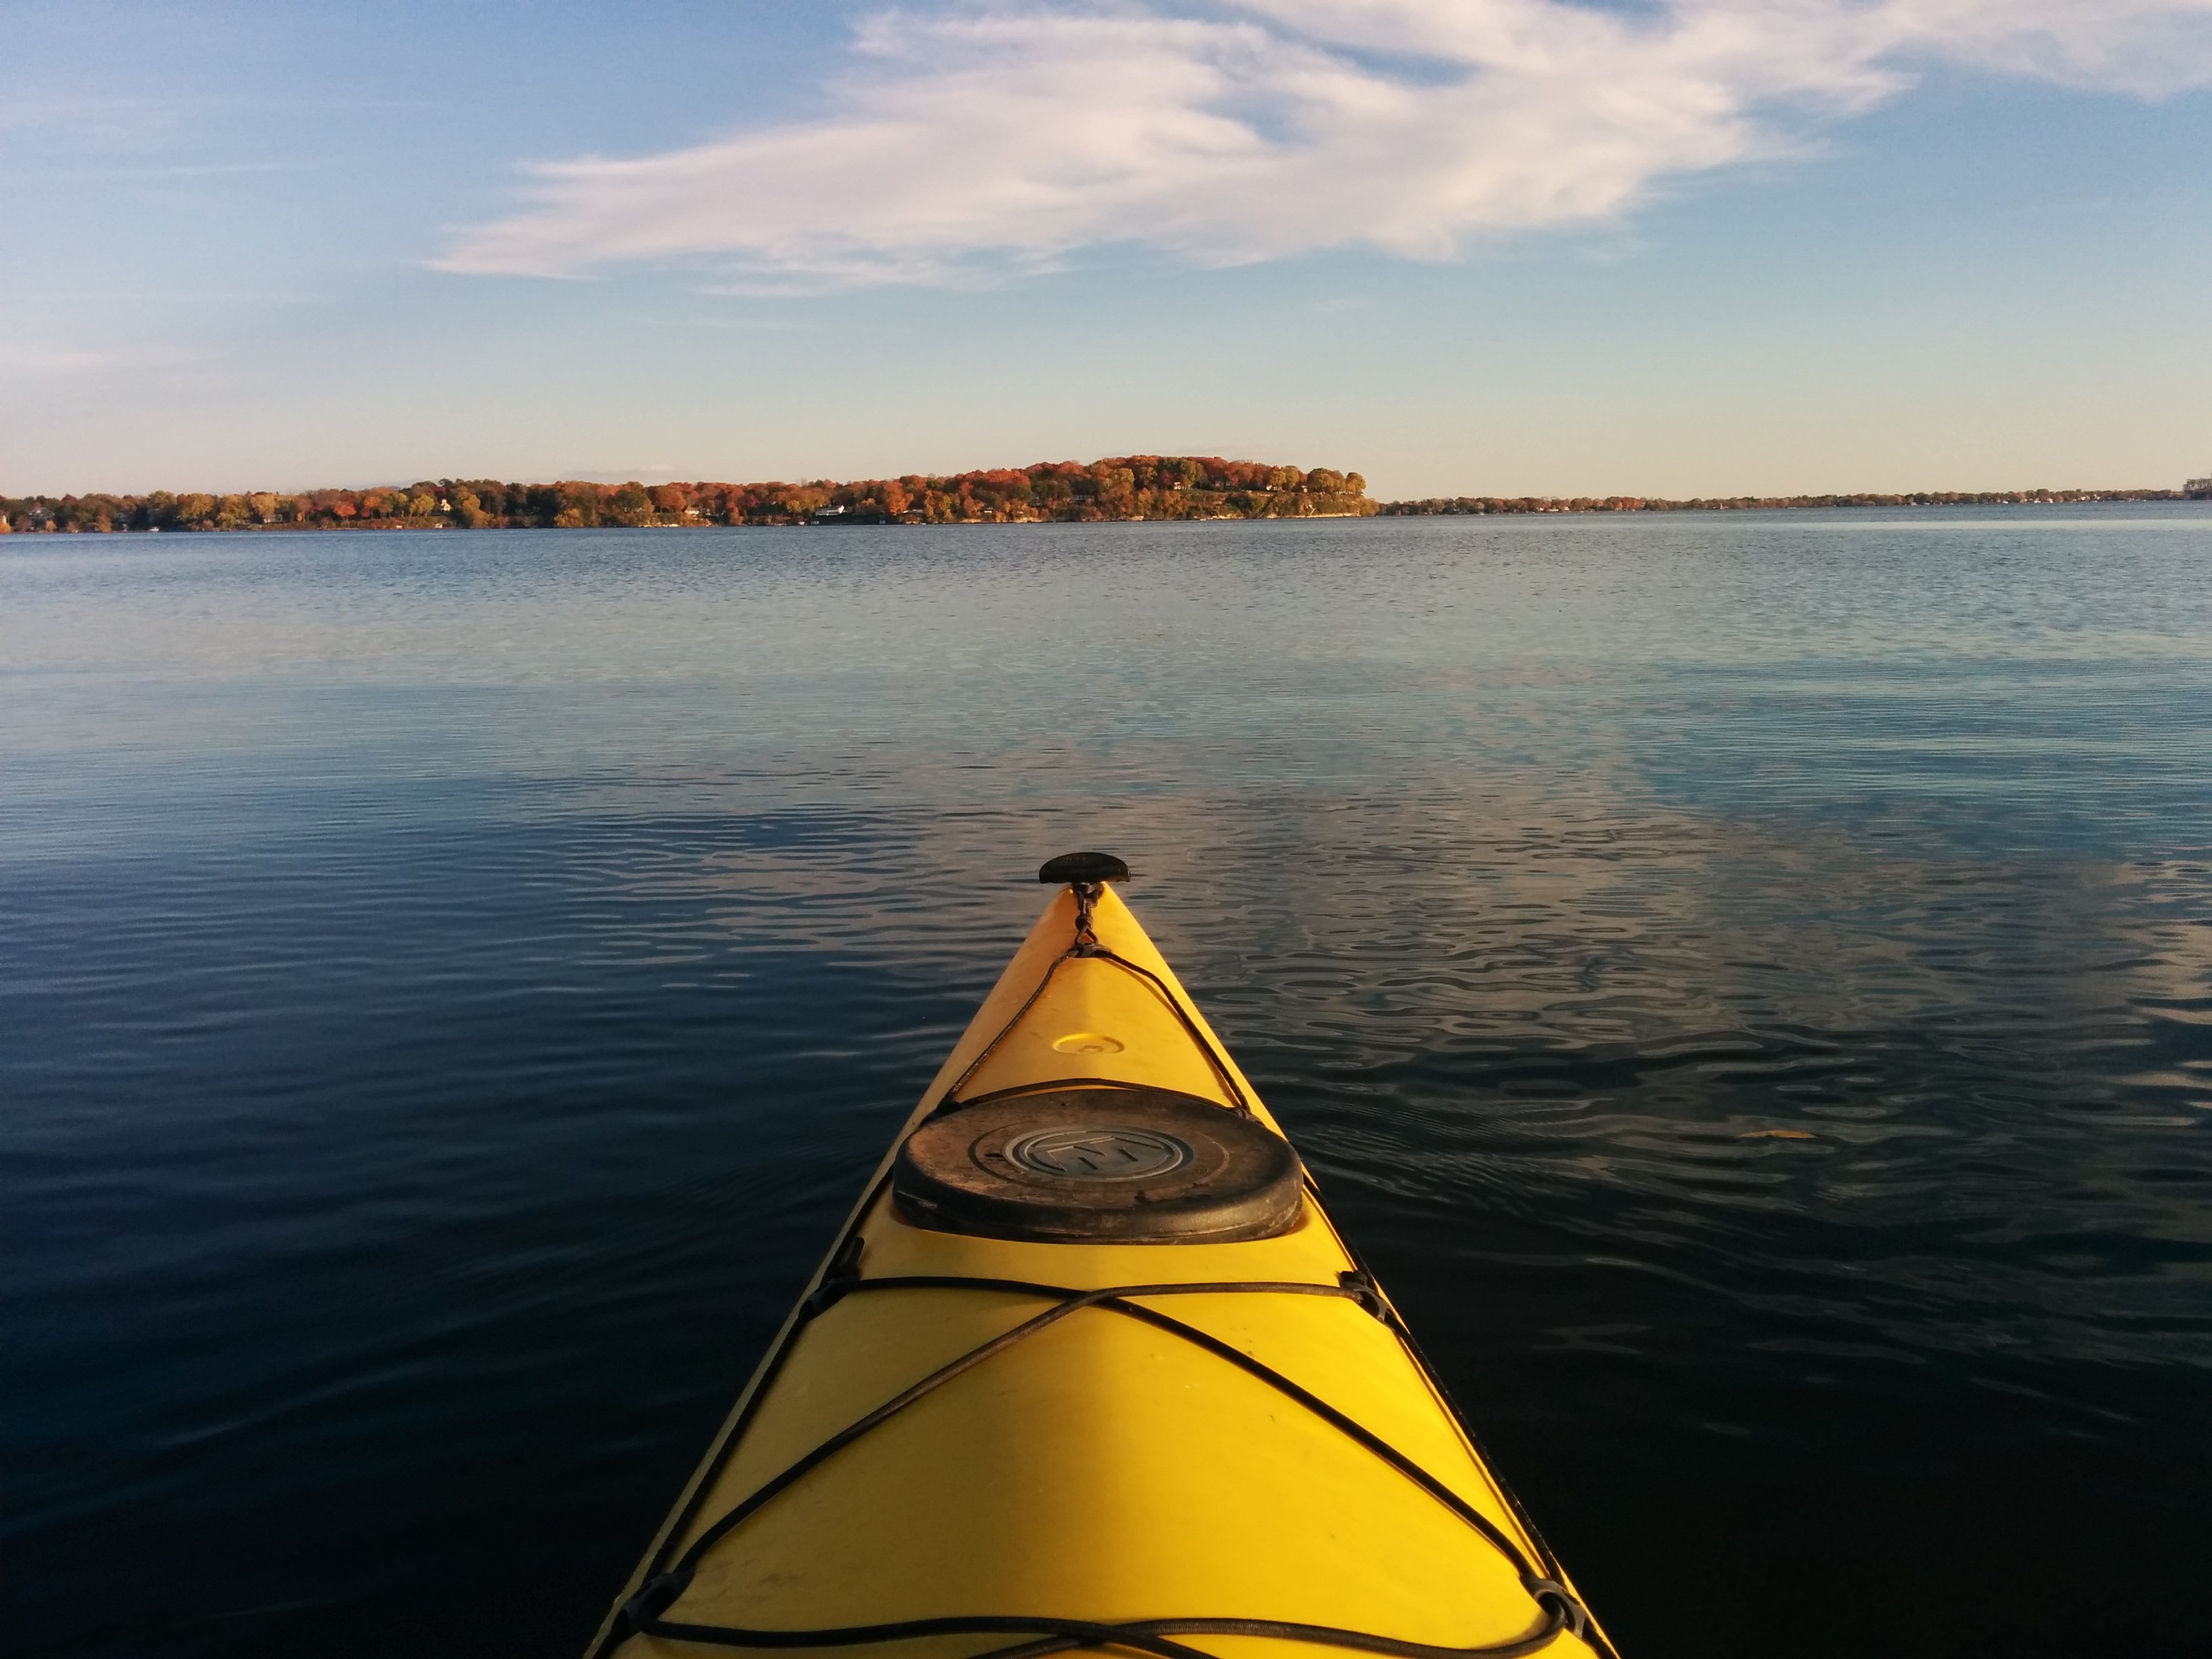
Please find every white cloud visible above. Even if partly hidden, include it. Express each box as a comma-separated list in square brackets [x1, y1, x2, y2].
[436, 0, 2212, 287]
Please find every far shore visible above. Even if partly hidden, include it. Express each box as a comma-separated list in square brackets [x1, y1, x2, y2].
[5, 455, 2205, 537]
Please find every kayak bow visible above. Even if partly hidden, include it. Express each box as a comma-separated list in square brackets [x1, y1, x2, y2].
[590, 855, 1613, 1659]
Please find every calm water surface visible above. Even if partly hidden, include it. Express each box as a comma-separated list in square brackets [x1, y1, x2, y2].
[6, 512, 2211, 1658]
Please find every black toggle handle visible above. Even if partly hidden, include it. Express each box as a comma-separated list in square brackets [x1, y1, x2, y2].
[1038, 851, 1130, 885]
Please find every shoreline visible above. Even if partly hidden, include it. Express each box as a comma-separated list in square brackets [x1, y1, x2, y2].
[5, 474, 2205, 536]
[1381, 487, 2203, 515]
[5, 496, 2204, 535]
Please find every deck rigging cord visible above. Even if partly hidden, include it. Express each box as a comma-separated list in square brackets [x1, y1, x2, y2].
[939, 878, 1256, 1120]
[605, 878, 1605, 1659]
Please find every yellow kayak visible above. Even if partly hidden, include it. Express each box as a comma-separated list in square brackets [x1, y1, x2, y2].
[590, 854, 1613, 1659]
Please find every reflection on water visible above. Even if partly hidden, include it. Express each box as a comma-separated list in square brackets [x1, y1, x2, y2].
[5, 512, 2210, 1659]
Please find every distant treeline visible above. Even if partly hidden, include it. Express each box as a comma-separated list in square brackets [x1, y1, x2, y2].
[1382, 487, 2204, 515]
[0, 456, 1374, 533]
[11, 468, 2203, 534]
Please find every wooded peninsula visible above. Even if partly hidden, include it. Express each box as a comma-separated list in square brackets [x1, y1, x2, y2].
[3, 458, 2202, 534]
[0, 457, 1373, 533]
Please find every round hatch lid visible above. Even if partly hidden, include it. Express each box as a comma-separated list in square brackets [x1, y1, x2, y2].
[893, 1086, 1305, 1244]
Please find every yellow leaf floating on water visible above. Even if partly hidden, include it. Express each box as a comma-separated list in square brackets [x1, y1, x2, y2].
[1738, 1128, 1816, 1139]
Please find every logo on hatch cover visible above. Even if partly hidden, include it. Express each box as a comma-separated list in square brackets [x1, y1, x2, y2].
[1006, 1126, 1192, 1181]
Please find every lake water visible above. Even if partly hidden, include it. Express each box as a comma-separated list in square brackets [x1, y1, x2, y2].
[6, 511, 2210, 1659]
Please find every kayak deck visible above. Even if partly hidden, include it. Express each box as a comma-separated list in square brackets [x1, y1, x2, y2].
[592, 876, 1610, 1659]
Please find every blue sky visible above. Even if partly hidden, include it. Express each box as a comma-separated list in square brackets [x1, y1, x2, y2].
[5, 0, 2209, 499]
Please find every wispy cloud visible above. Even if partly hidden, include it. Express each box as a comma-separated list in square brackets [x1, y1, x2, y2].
[0, 343, 220, 379]
[42, 159, 336, 181]
[436, 0, 2212, 287]
[0, 91, 219, 142]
